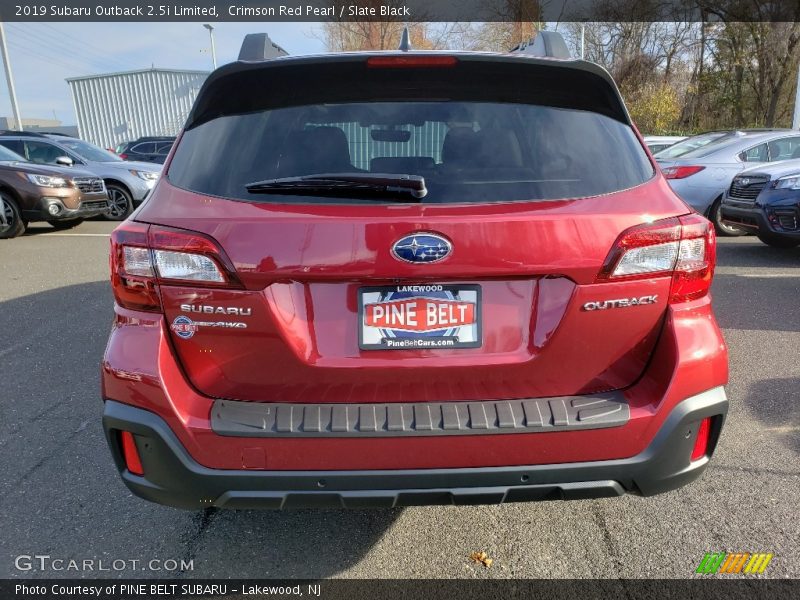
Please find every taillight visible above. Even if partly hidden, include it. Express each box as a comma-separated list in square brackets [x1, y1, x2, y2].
[110, 222, 241, 312]
[597, 214, 716, 304]
[119, 153, 128, 160]
[662, 165, 705, 179]
[366, 55, 458, 68]
[110, 221, 161, 312]
[691, 417, 712, 461]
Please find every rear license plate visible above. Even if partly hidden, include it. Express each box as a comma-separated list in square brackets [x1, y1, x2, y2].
[358, 284, 481, 350]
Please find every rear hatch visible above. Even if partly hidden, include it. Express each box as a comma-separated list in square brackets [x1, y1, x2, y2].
[134, 53, 693, 403]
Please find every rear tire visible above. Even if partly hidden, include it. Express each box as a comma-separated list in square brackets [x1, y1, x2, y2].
[710, 198, 747, 237]
[47, 218, 85, 230]
[105, 184, 133, 221]
[0, 193, 25, 239]
[756, 233, 800, 248]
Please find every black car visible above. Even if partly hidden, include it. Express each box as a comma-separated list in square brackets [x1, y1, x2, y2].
[116, 136, 175, 164]
[721, 158, 800, 248]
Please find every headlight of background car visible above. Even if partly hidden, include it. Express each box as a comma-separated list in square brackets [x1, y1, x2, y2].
[774, 175, 800, 190]
[129, 170, 159, 182]
[26, 173, 69, 188]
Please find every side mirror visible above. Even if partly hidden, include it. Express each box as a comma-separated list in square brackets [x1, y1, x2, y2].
[55, 156, 74, 167]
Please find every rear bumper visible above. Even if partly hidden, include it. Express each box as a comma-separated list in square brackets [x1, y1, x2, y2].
[103, 386, 727, 509]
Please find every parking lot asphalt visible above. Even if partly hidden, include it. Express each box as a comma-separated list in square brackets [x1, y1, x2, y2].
[1, 221, 798, 580]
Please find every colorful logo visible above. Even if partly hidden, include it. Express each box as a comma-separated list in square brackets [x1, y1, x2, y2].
[696, 552, 773, 575]
[171, 316, 198, 339]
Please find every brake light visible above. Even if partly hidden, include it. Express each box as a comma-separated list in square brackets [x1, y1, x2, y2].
[366, 55, 458, 68]
[120, 431, 144, 475]
[110, 222, 241, 312]
[119, 153, 128, 160]
[691, 417, 712, 461]
[597, 214, 716, 304]
[662, 165, 705, 179]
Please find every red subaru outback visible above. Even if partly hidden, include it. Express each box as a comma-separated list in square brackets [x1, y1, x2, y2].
[102, 40, 728, 509]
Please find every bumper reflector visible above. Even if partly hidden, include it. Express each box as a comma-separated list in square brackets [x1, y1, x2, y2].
[691, 417, 712, 461]
[120, 431, 144, 475]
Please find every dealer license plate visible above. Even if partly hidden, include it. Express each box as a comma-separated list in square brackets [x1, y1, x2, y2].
[358, 284, 481, 350]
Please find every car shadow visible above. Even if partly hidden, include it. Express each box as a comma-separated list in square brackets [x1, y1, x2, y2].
[185, 506, 403, 578]
[0, 282, 399, 579]
[711, 273, 800, 332]
[22, 224, 65, 236]
[716, 238, 800, 269]
[742, 377, 800, 456]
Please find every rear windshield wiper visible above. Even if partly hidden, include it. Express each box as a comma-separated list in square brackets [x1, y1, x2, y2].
[245, 173, 427, 201]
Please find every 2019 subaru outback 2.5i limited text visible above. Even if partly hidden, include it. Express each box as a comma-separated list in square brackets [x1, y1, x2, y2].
[102, 44, 728, 510]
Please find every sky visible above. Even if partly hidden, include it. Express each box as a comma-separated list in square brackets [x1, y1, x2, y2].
[0, 22, 328, 125]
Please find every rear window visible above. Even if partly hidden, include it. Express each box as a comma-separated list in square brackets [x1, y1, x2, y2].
[654, 132, 733, 159]
[168, 61, 653, 204]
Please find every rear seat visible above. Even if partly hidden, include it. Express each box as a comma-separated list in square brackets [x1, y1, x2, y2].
[370, 156, 435, 173]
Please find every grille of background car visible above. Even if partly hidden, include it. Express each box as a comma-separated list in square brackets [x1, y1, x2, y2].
[80, 200, 109, 211]
[73, 177, 104, 193]
[728, 176, 770, 202]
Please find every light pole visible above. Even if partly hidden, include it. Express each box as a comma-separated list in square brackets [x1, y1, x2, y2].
[793, 62, 800, 130]
[580, 23, 585, 59]
[203, 24, 217, 70]
[0, 22, 22, 130]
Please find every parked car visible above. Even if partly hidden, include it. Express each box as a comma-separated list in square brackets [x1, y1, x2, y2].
[0, 131, 161, 221]
[654, 129, 800, 236]
[720, 158, 800, 248]
[101, 35, 728, 510]
[0, 143, 108, 239]
[642, 135, 686, 155]
[116, 136, 175, 164]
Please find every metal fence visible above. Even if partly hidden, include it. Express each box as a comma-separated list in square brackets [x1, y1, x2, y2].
[67, 68, 209, 148]
[332, 122, 450, 170]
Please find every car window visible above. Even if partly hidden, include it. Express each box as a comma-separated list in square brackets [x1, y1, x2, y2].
[56, 138, 121, 162]
[654, 132, 730, 158]
[767, 136, 800, 161]
[132, 142, 156, 154]
[647, 143, 669, 154]
[0, 140, 25, 156]
[0, 143, 26, 162]
[739, 143, 768, 163]
[156, 142, 173, 154]
[169, 100, 653, 204]
[23, 141, 67, 164]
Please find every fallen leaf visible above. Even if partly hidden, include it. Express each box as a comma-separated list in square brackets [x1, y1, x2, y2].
[469, 551, 493, 568]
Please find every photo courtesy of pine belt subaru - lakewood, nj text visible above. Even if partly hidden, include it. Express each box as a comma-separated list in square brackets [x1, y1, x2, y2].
[101, 32, 729, 510]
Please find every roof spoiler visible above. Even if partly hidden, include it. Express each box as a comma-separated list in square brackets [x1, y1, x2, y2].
[510, 31, 571, 60]
[238, 33, 289, 61]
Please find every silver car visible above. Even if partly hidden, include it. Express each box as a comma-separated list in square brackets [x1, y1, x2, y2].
[0, 132, 161, 220]
[642, 135, 686, 155]
[654, 129, 800, 235]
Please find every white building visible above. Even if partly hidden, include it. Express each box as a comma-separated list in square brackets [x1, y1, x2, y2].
[66, 68, 210, 148]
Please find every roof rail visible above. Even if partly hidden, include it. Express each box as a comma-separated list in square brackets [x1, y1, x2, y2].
[0, 130, 48, 137]
[510, 31, 571, 60]
[238, 33, 289, 62]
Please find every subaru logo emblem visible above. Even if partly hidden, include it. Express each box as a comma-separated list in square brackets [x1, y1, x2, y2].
[392, 233, 452, 264]
[740, 178, 750, 186]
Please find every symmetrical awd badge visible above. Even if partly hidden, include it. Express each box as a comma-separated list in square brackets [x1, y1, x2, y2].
[392, 233, 452, 264]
